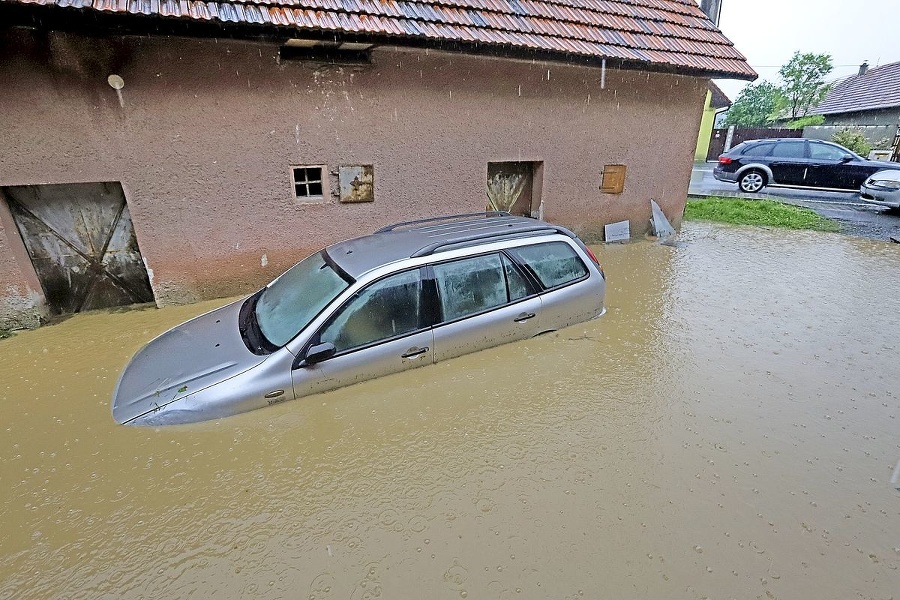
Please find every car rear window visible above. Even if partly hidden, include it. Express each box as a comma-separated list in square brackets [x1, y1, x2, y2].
[510, 242, 589, 289]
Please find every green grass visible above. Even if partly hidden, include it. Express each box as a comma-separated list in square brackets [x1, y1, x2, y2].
[684, 197, 840, 233]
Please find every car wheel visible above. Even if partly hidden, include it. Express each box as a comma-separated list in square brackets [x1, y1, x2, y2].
[738, 170, 766, 193]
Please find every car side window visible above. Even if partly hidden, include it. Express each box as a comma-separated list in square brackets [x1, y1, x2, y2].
[742, 143, 774, 157]
[510, 242, 589, 289]
[809, 142, 848, 161]
[319, 269, 423, 353]
[433, 254, 510, 321]
[502, 254, 532, 302]
[771, 141, 807, 159]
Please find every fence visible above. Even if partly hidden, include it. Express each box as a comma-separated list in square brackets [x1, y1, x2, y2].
[706, 127, 802, 161]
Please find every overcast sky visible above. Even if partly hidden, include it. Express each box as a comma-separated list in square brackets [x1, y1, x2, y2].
[713, 0, 900, 102]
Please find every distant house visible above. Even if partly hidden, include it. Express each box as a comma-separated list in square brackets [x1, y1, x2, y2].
[694, 81, 731, 161]
[806, 61, 900, 160]
[0, 0, 754, 329]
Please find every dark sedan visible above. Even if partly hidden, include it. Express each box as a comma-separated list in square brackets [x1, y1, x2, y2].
[714, 138, 899, 194]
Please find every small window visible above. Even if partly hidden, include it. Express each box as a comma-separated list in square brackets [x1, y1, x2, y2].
[292, 166, 324, 200]
[742, 142, 774, 157]
[433, 254, 509, 322]
[319, 269, 423, 353]
[510, 242, 589, 290]
[771, 141, 807, 159]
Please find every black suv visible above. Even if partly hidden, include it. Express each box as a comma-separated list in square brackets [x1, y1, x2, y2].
[713, 138, 897, 194]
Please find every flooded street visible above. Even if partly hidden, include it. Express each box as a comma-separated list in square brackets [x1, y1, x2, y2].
[2, 222, 899, 599]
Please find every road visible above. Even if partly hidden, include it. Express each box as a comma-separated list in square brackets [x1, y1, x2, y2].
[689, 161, 900, 241]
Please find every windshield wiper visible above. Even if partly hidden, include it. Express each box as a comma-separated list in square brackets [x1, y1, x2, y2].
[239, 290, 279, 355]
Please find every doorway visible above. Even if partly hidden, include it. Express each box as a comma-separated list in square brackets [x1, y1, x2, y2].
[486, 161, 543, 218]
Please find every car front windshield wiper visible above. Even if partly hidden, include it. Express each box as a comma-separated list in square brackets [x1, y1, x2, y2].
[239, 290, 279, 355]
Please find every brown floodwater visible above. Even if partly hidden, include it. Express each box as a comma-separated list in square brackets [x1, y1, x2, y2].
[2, 222, 899, 599]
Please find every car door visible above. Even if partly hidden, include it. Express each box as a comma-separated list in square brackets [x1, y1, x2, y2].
[430, 252, 542, 363]
[506, 241, 599, 330]
[768, 140, 811, 186]
[805, 141, 866, 189]
[291, 267, 433, 398]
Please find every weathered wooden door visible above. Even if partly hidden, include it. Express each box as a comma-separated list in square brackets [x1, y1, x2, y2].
[3, 182, 154, 315]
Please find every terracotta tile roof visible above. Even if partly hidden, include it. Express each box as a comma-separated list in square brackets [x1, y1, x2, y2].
[0, 0, 755, 78]
[815, 61, 900, 115]
[708, 79, 730, 108]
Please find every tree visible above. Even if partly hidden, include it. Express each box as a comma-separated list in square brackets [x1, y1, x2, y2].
[784, 114, 825, 130]
[832, 128, 871, 157]
[723, 81, 782, 127]
[778, 52, 833, 119]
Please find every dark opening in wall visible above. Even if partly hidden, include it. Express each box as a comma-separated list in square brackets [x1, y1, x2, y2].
[279, 41, 373, 65]
[292, 166, 325, 201]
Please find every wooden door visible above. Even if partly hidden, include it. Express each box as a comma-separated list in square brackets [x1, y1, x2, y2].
[3, 182, 154, 315]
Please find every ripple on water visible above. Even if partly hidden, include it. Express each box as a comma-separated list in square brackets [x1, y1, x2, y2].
[2, 225, 900, 597]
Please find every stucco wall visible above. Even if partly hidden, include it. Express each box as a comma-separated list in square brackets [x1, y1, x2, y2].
[0, 29, 706, 326]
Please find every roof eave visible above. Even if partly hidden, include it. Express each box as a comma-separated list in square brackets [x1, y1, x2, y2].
[0, 3, 757, 81]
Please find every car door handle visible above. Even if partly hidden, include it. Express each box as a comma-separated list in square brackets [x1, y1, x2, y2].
[401, 346, 429, 359]
[514, 312, 536, 323]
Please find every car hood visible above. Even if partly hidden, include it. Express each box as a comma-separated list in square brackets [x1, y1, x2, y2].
[866, 169, 900, 182]
[111, 299, 267, 424]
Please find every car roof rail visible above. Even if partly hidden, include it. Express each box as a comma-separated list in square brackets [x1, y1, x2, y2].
[410, 224, 560, 257]
[375, 212, 511, 233]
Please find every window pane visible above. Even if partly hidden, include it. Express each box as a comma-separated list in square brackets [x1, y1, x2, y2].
[256, 252, 350, 347]
[512, 242, 588, 289]
[743, 143, 774, 157]
[320, 269, 423, 352]
[772, 141, 806, 158]
[293, 167, 323, 198]
[434, 254, 507, 322]
[809, 143, 845, 160]
[502, 254, 532, 301]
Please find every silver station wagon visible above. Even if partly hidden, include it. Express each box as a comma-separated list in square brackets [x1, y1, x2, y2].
[112, 213, 607, 426]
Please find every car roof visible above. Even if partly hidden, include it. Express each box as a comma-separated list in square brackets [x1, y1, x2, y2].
[326, 213, 573, 279]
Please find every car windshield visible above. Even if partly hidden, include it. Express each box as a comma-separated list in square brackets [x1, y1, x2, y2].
[255, 251, 351, 347]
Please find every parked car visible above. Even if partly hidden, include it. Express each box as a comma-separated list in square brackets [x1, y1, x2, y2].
[713, 138, 898, 193]
[112, 213, 607, 426]
[860, 170, 900, 210]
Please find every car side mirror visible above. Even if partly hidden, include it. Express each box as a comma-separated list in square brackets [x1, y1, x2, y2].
[303, 342, 336, 366]
[840, 155, 854, 163]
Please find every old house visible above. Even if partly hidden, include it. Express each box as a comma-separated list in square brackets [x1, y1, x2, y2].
[806, 61, 900, 160]
[0, 0, 754, 329]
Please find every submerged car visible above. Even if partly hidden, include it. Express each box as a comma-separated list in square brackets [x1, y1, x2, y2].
[860, 169, 900, 210]
[112, 213, 607, 426]
[713, 138, 897, 193]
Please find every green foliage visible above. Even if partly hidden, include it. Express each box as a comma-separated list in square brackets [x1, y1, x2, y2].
[723, 81, 782, 127]
[0, 329, 14, 341]
[832, 127, 872, 157]
[779, 52, 833, 119]
[684, 197, 840, 232]
[784, 114, 825, 129]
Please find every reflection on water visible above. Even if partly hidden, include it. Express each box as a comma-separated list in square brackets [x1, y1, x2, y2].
[2, 222, 899, 598]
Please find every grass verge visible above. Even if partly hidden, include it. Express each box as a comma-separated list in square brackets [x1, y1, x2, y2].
[685, 197, 840, 233]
